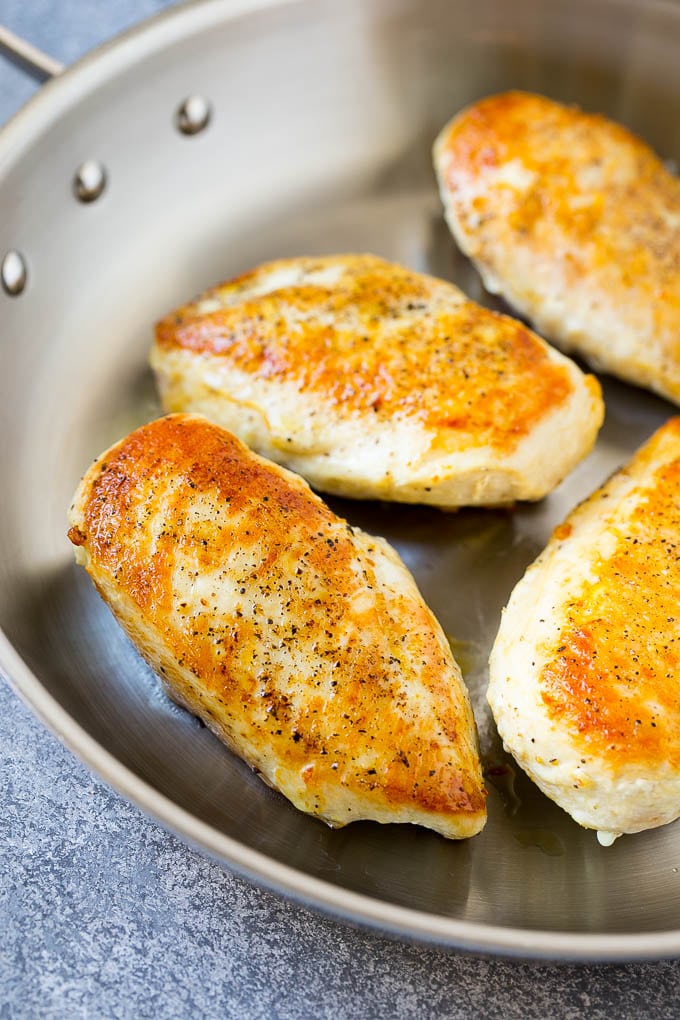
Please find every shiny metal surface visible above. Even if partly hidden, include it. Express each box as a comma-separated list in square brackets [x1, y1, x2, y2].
[175, 94, 212, 135]
[1, 248, 26, 295]
[73, 159, 107, 203]
[1, 0, 680, 960]
[0, 22, 64, 80]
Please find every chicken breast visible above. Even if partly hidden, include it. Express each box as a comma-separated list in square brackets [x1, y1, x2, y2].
[67, 413, 486, 839]
[488, 417, 680, 843]
[151, 254, 602, 508]
[434, 91, 680, 404]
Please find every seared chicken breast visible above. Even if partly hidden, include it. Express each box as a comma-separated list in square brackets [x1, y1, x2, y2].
[488, 418, 680, 842]
[151, 255, 602, 508]
[434, 91, 680, 404]
[68, 414, 486, 839]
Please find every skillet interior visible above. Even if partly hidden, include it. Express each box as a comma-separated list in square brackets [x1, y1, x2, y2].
[2, 0, 680, 957]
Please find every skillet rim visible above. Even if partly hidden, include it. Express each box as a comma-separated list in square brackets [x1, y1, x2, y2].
[2, 0, 680, 960]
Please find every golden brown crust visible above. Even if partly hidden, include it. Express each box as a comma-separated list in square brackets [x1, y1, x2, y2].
[68, 414, 486, 836]
[540, 418, 680, 770]
[438, 90, 680, 271]
[435, 92, 680, 402]
[155, 255, 577, 454]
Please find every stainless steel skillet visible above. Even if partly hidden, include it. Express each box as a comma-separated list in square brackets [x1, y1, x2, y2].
[2, 0, 680, 961]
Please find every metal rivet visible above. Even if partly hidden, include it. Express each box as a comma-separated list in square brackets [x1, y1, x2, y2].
[1, 250, 27, 296]
[175, 95, 211, 136]
[73, 160, 107, 203]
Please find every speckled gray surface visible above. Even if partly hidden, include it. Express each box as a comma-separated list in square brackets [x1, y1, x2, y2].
[3, 3, 680, 1018]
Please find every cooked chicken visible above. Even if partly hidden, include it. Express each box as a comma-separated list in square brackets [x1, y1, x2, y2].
[434, 91, 680, 404]
[488, 417, 680, 842]
[67, 413, 487, 839]
[151, 254, 603, 508]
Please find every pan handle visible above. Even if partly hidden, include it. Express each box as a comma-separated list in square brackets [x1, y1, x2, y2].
[0, 23, 64, 81]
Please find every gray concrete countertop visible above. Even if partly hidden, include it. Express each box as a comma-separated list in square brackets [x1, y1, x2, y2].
[2, 3, 680, 1017]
